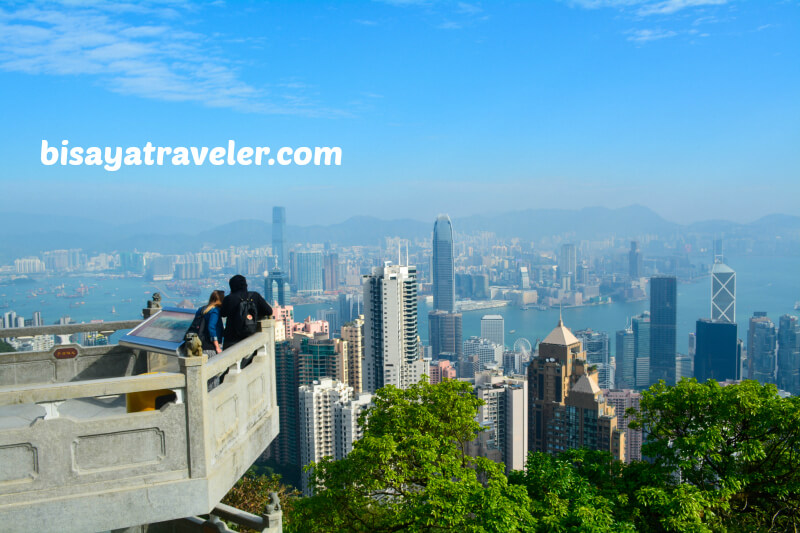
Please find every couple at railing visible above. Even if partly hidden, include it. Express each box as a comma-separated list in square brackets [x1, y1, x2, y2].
[187, 274, 273, 358]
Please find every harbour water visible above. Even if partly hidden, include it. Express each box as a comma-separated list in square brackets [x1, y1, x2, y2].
[2, 254, 798, 354]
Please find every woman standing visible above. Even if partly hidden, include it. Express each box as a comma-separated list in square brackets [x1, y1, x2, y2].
[196, 289, 225, 356]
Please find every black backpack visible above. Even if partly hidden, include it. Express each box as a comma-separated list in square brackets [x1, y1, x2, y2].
[236, 292, 259, 337]
[186, 309, 210, 345]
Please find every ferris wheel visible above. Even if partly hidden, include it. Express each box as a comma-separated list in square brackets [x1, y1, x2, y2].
[512, 337, 532, 357]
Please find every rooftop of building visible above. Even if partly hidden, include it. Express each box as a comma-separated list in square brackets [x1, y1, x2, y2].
[541, 317, 580, 347]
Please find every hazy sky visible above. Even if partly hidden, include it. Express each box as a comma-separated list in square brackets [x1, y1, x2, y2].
[0, 0, 797, 226]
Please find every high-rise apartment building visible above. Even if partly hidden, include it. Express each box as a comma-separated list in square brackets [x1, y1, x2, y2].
[695, 319, 740, 382]
[604, 389, 642, 463]
[272, 339, 301, 468]
[428, 310, 463, 360]
[272, 206, 287, 272]
[649, 276, 677, 386]
[363, 263, 425, 393]
[299, 378, 372, 495]
[341, 316, 364, 394]
[527, 318, 625, 461]
[576, 329, 613, 389]
[298, 335, 347, 386]
[432, 214, 455, 313]
[481, 315, 505, 348]
[471, 371, 528, 473]
[748, 312, 777, 384]
[777, 315, 800, 395]
[711, 261, 736, 323]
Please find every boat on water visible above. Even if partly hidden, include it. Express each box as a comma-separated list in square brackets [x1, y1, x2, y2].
[795, 301, 800, 311]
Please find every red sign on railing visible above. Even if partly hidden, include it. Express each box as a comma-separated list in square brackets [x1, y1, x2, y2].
[54, 347, 78, 359]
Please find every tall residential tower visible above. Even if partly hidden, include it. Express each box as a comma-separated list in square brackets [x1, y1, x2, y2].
[363, 263, 425, 393]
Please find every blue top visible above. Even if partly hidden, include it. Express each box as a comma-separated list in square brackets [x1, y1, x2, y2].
[196, 306, 223, 343]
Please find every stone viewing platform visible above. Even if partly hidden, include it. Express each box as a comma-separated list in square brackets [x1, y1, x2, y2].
[0, 296, 281, 533]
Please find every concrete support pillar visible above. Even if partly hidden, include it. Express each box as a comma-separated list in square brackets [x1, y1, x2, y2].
[180, 354, 209, 479]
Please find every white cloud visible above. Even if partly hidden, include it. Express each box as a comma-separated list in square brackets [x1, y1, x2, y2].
[457, 2, 483, 15]
[567, 0, 729, 16]
[627, 28, 678, 41]
[0, 1, 339, 116]
[637, 0, 728, 16]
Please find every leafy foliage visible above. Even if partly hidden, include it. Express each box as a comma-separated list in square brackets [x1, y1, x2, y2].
[0, 340, 14, 353]
[262, 378, 799, 531]
[289, 378, 533, 532]
[631, 378, 800, 531]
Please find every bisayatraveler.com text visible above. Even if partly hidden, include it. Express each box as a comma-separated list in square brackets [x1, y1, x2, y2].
[41, 140, 342, 171]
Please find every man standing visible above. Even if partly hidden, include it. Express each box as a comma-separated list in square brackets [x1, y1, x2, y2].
[221, 274, 272, 348]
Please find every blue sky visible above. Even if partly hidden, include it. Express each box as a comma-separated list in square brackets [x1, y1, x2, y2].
[0, 0, 797, 226]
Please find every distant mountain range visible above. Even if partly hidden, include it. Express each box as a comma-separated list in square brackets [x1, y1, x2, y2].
[2, 206, 800, 262]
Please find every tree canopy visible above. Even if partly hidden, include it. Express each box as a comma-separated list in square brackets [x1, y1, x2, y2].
[241, 377, 799, 532]
[289, 378, 533, 532]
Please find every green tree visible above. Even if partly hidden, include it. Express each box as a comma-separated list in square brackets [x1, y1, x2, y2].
[0, 340, 14, 353]
[509, 449, 712, 532]
[289, 378, 533, 532]
[631, 378, 800, 531]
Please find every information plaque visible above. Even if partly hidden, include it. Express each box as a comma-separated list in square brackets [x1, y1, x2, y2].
[119, 307, 196, 355]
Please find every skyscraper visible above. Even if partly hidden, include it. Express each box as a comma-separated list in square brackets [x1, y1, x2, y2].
[629, 241, 641, 279]
[748, 312, 777, 384]
[527, 318, 625, 461]
[559, 243, 577, 290]
[429, 214, 461, 366]
[323, 252, 339, 291]
[428, 310, 463, 360]
[481, 315, 505, 348]
[432, 215, 455, 313]
[363, 263, 425, 393]
[463, 336, 503, 370]
[471, 371, 528, 473]
[576, 329, 613, 390]
[604, 389, 642, 463]
[632, 312, 651, 389]
[272, 206, 287, 272]
[777, 315, 800, 395]
[337, 293, 364, 325]
[711, 261, 736, 323]
[264, 268, 287, 306]
[615, 327, 635, 389]
[695, 319, 740, 383]
[341, 316, 365, 394]
[295, 251, 324, 295]
[299, 378, 371, 495]
[649, 276, 677, 386]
